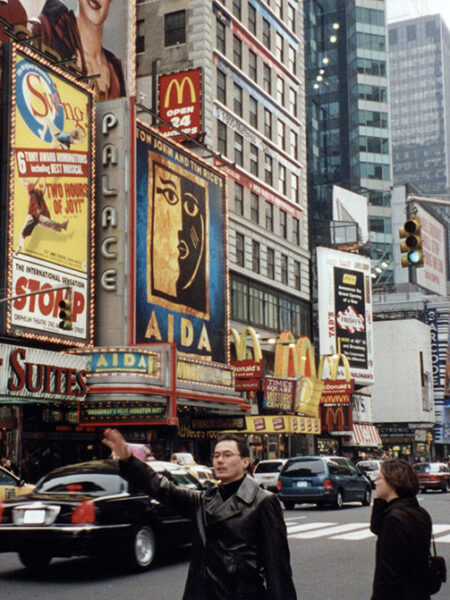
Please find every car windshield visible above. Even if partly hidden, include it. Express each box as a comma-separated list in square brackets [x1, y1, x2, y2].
[255, 462, 284, 474]
[282, 459, 325, 477]
[414, 463, 440, 473]
[36, 472, 123, 496]
[358, 462, 380, 472]
[165, 471, 203, 490]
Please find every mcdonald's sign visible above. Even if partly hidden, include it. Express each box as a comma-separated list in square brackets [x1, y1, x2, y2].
[230, 327, 263, 391]
[318, 353, 354, 404]
[158, 68, 203, 142]
[321, 404, 352, 433]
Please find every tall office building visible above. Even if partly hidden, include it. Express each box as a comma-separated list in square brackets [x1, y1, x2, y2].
[136, 0, 311, 343]
[388, 14, 450, 195]
[305, 0, 393, 274]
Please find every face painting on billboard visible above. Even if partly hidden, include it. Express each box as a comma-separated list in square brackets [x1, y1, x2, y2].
[134, 123, 228, 363]
[0, 0, 132, 102]
[2, 45, 94, 344]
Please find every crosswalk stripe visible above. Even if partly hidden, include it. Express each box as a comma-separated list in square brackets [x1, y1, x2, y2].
[432, 524, 450, 534]
[287, 522, 335, 534]
[291, 523, 368, 539]
[331, 528, 375, 540]
[435, 534, 450, 543]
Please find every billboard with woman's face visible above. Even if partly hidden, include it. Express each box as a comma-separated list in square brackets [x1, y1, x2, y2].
[132, 121, 229, 363]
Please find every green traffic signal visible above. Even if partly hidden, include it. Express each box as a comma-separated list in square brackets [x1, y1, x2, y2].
[398, 216, 424, 268]
[58, 298, 72, 330]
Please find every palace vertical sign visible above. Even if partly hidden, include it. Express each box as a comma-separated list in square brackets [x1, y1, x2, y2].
[158, 69, 203, 142]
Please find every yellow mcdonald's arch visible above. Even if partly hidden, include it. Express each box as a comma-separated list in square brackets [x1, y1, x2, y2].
[274, 333, 316, 378]
[318, 353, 352, 382]
[164, 76, 196, 107]
[230, 327, 262, 362]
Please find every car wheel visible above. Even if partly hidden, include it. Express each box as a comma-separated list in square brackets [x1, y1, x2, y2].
[333, 490, 344, 509]
[283, 501, 295, 510]
[441, 480, 448, 493]
[361, 487, 371, 506]
[127, 524, 156, 571]
[18, 549, 52, 571]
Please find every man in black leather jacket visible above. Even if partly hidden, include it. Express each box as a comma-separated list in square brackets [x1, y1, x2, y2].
[103, 429, 297, 600]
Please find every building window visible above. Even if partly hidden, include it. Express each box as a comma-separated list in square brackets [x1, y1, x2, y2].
[280, 209, 287, 238]
[249, 286, 264, 324]
[281, 254, 288, 284]
[233, 35, 242, 69]
[250, 143, 259, 176]
[231, 277, 248, 320]
[264, 154, 273, 186]
[263, 63, 271, 94]
[276, 76, 285, 105]
[263, 18, 270, 48]
[291, 173, 299, 203]
[293, 218, 300, 245]
[217, 120, 227, 155]
[267, 248, 275, 279]
[289, 88, 297, 117]
[249, 96, 258, 128]
[216, 19, 225, 53]
[137, 19, 145, 53]
[236, 233, 245, 267]
[165, 10, 186, 46]
[277, 120, 285, 150]
[235, 182, 244, 215]
[407, 24, 416, 41]
[217, 69, 226, 103]
[388, 28, 397, 45]
[290, 130, 298, 159]
[252, 240, 260, 273]
[288, 45, 296, 74]
[264, 108, 272, 138]
[288, 5, 295, 32]
[294, 261, 301, 290]
[250, 192, 259, 224]
[275, 32, 283, 62]
[265, 201, 273, 231]
[232, 0, 241, 19]
[234, 83, 243, 116]
[249, 50, 257, 81]
[275, 0, 282, 19]
[234, 132, 243, 166]
[279, 165, 286, 195]
[248, 3, 256, 34]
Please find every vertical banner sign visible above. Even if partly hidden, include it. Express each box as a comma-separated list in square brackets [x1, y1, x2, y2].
[158, 69, 203, 142]
[317, 247, 374, 386]
[2, 45, 94, 345]
[133, 121, 228, 362]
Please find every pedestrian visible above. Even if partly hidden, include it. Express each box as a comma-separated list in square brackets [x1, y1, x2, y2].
[370, 459, 432, 599]
[102, 429, 297, 600]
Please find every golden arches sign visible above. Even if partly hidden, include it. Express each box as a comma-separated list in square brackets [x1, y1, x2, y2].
[164, 76, 196, 107]
[317, 353, 352, 382]
[274, 332, 316, 378]
[230, 327, 262, 362]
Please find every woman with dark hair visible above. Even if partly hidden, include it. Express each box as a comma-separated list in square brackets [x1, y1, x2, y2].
[370, 459, 432, 599]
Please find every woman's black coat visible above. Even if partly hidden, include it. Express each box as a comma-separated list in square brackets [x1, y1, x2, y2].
[370, 496, 432, 600]
[120, 456, 297, 600]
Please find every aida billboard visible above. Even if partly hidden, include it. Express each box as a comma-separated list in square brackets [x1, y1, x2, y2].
[132, 121, 229, 362]
[1, 44, 94, 345]
[317, 247, 374, 386]
[0, 0, 134, 101]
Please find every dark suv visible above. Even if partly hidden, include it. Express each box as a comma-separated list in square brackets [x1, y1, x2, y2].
[277, 456, 372, 509]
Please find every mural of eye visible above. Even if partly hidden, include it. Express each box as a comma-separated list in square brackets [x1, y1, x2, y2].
[157, 176, 180, 205]
[183, 195, 199, 217]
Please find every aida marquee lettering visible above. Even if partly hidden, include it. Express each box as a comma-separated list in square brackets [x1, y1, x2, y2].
[7, 348, 87, 397]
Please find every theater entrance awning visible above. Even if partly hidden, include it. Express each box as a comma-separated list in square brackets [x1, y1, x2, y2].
[343, 423, 382, 447]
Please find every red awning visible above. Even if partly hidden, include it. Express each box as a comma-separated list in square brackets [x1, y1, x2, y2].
[351, 423, 382, 446]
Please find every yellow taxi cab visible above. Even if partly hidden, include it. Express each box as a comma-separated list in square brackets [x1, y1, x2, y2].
[0, 466, 34, 501]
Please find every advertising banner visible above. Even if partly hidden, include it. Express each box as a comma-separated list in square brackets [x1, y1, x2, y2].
[262, 377, 296, 412]
[317, 247, 374, 385]
[2, 44, 94, 345]
[133, 121, 228, 363]
[321, 404, 352, 434]
[78, 400, 167, 426]
[158, 68, 203, 142]
[243, 415, 321, 435]
[5, 0, 135, 102]
[415, 206, 447, 297]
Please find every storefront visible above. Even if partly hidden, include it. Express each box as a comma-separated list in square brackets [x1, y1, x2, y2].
[376, 423, 434, 461]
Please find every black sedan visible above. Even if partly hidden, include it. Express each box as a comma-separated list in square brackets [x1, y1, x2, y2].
[0, 459, 202, 571]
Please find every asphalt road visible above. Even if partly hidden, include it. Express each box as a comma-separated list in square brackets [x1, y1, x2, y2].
[0, 492, 448, 600]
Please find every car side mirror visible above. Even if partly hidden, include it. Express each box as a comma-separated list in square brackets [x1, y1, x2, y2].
[18, 479, 25, 487]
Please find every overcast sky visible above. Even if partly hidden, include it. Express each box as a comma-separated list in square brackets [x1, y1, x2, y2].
[386, 0, 450, 30]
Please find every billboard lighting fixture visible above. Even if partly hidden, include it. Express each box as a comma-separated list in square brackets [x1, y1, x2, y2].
[332, 22, 340, 29]
[375, 266, 382, 273]
[322, 57, 330, 64]
[330, 35, 337, 43]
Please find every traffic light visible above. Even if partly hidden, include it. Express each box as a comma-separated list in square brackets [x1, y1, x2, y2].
[58, 298, 72, 330]
[398, 216, 424, 267]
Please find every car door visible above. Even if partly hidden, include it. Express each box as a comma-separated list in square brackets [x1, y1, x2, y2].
[346, 459, 367, 498]
[0, 467, 22, 500]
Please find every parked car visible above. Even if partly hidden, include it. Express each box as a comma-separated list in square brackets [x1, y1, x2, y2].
[413, 462, 450, 493]
[0, 459, 203, 571]
[356, 460, 383, 489]
[170, 452, 218, 486]
[252, 459, 287, 492]
[0, 465, 34, 501]
[277, 456, 372, 509]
